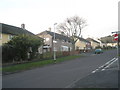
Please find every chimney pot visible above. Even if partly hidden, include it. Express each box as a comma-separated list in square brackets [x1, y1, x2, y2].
[48, 27, 51, 31]
[21, 24, 25, 29]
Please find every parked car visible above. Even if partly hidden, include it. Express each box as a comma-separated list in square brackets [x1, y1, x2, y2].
[94, 49, 103, 54]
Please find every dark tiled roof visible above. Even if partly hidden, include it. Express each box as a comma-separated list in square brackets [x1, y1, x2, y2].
[37, 31, 72, 42]
[1, 23, 35, 36]
[77, 37, 90, 43]
[100, 35, 116, 43]
[86, 38, 100, 44]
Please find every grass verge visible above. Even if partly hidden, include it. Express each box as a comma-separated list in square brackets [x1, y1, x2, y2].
[2, 55, 81, 73]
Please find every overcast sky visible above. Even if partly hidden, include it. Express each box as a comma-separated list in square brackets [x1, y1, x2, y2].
[0, 0, 119, 39]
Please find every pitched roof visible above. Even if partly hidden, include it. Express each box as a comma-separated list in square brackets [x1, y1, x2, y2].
[86, 38, 100, 44]
[100, 35, 116, 43]
[37, 31, 72, 42]
[1, 23, 35, 36]
[77, 37, 90, 43]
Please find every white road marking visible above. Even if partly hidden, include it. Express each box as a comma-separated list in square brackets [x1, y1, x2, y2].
[104, 58, 118, 69]
[91, 57, 118, 73]
[101, 69, 105, 71]
[98, 65, 104, 68]
[101, 58, 118, 71]
[92, 69, 98, 73]
[92, 68, 100, 73]
[92, 71, 96, 73]
[105, 58, 116, 65]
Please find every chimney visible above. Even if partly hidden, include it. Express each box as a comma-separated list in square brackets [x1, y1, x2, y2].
[48, 27, 51, 31]
[21, 24, 25, 29]
[61, 32, 66, 36]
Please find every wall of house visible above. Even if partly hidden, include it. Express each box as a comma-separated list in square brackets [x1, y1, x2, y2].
[100, 43, 107, 47]
[0, 33, 15, 46]
[107, 43, 117, 47]
[75, 39, 86, 50]
[91, 41, 100, 49]
[37, 34, 73, 52]
[37, 34, 53, 47]
[54, 39, 73, 51]
[0, 33, 13, 46]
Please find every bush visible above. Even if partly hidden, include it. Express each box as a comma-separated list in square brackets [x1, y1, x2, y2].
[2, 44, 16, 63]
[43, 52, 53, 59]
[62, 51, 70, 56]
[95, 46, 102, 49]
[56, 52, 62, 58]
[2, 34, 43, 63]
[37, 51, 70, 60]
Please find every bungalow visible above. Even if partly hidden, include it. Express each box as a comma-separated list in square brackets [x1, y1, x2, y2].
[37, 30, 73, 52]
[86, 38, 100, 49]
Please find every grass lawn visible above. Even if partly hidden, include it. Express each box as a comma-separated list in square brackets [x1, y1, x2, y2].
[2, 55, 81, 73]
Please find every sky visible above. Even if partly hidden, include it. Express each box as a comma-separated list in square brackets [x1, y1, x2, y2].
[0, 0, 119, 39]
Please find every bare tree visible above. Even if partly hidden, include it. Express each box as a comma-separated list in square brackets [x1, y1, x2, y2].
[57, 16, 87, 51]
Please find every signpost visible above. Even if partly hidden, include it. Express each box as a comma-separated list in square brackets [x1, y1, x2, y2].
[113, 33, 118, 41]
[112, 31, 119, 70]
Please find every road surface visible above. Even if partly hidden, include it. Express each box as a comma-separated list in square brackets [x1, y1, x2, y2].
[2, 49, 118, 88]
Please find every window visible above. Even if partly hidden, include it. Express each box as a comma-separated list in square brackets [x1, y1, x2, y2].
[8, 35, 14, 40]
[43, 38, 46, 43]
[68, 41, 71, 43]
[61, 45, 69, 51]
[44, 38, 50, 42]
[65, 40, 67, 42]
[77, 40, 79, 42]
[46, 38, 49, 41]
[62, 40, 65, 43]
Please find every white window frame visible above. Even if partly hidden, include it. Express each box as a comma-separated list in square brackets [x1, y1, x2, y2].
[8, 35, 13, 40]
[46, 38, 50, 41]
[61, 45, 69, 51]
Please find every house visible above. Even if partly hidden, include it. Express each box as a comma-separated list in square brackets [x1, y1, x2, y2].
[86, 38, 100, 49]
[0, 23, 43, 54]
[75, 37, 91, 51]
[37, 31, 73, 52]
[94, 39, 107, 48]
[106, 43, 117, 47]
[0, 23, 35, 46]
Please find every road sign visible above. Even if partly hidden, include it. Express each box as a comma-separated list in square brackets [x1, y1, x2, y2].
[113, 34, 118, 41]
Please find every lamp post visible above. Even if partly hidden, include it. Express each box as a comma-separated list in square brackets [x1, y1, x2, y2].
[53, 23, 57, 62]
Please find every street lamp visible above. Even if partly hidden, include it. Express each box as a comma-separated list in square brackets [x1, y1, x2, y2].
[53, 23, 57, 62]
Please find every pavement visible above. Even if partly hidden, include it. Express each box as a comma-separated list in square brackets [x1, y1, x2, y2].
[68, 57, 119, 88]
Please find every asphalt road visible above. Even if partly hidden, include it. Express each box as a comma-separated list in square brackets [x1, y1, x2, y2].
[2, 49, 118, 88]
[69, 56, 118, 88]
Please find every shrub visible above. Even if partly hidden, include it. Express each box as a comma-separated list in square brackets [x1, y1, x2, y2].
[43, 52, 53, 59]
[95, 46, 102, 49]
[2, 34, 43, 63]
[56, 52, 62, 58]
[2, 44, 16, 63]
